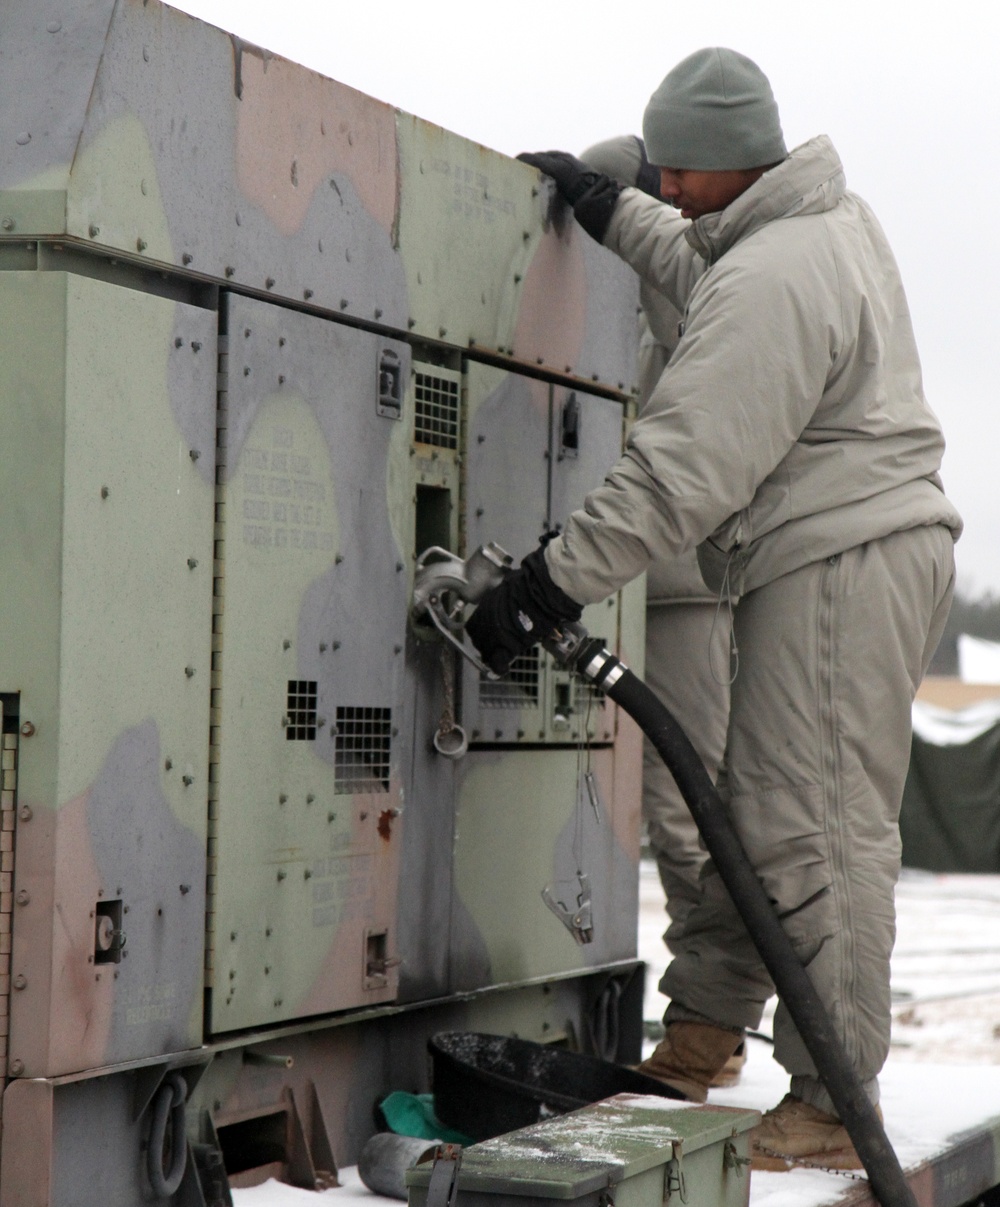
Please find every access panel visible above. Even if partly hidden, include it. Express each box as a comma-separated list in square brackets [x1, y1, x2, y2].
[209, 294, 411, 1033]
[463, 365, 625, 747]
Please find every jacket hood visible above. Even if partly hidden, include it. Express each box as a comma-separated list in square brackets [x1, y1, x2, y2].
[686, 134, 846, 263]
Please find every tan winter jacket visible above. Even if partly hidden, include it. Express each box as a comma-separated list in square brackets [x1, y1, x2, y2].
[545, 136, 962, 604]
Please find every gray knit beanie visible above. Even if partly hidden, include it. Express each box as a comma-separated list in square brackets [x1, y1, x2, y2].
[642, 48, 787, 171]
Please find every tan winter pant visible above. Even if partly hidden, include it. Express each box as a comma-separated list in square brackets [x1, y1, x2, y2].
[643, 601, 730, 953]
[662, 525, 955, 1112]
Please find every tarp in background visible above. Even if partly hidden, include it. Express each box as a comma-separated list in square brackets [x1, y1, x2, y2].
[958, 633, 1000, 684]
[902, 697, 1000, 872]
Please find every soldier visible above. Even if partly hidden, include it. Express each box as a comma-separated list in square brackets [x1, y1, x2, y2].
[579, 135, 743, 1087]
[468, 48, 961, 1169]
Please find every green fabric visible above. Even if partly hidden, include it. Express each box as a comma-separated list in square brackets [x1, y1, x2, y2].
[378, 1092, 472, 1146]
[901, 727, 1000, 872]
[642, 48, 786, 170]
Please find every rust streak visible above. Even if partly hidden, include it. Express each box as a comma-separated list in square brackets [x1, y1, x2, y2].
[376, 810, 393, 842]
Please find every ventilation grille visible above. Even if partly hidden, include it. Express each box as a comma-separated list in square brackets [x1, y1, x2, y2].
[286, 680, 318, 740]
[414, 372, 459, 449]
[334, 707, 392, 793]
[480, 650, 541, 709]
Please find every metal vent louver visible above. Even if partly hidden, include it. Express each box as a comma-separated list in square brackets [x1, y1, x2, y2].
[479, 650, 541, 709]
[334, 706, 392, 793]
[414, 372, 459, 449]
[286, 680, 318, 740]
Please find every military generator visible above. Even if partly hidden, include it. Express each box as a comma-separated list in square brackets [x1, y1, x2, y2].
[0, 2, 645, 1201]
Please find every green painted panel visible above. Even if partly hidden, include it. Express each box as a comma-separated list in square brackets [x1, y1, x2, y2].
[454, 750, 592, 984]
[5, 272, 215, 1077]
[210, 294, 406, 1034]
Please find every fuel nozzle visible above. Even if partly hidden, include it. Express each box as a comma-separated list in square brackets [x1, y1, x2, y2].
[412, 543, 514, 678]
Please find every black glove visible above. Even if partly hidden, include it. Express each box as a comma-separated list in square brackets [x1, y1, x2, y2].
[466, 546, 583, 677]
[518, 151, 623, 243]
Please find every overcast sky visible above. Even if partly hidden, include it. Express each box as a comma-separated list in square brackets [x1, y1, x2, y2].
[171, 0, 1000, 598]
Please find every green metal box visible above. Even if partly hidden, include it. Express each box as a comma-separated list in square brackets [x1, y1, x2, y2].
[407, 1095, 760, 1207]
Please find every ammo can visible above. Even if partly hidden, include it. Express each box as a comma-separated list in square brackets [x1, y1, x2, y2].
[406, 1095, 760, 1207]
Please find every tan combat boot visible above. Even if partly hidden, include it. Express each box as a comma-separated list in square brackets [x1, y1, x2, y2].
[636, 1022, 744, 1103]
[750, 1094, 882, 1171]
[710, 1039, 746, 1088]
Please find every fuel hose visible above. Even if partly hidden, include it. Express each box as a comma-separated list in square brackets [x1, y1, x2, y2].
[574, 639, 916, 1207]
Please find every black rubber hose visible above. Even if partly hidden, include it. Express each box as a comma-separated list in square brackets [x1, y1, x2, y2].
[585, 649, 915, 1207]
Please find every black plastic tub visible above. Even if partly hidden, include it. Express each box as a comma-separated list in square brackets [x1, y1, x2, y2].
[429, 1031, 687, 1141]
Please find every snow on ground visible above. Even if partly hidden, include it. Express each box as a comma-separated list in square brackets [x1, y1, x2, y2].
[234, 863, 1000, 1207]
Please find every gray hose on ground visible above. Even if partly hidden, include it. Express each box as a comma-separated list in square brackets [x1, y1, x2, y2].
[147, 1071, 189, 1198]
[578, 643, 915, 1207]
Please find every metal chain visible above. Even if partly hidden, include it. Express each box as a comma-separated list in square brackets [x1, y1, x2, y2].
[754, 1146, 868, 1181]
[438, 644, 457, 741]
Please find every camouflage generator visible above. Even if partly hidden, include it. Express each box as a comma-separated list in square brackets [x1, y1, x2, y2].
[0, 1, 645, 1202]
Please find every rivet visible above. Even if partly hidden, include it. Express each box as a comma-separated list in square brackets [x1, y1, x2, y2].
[332, 641, 341, 651]
[282, 639, 291, 650]
[14, 134, 30, 147]
[265, 927, 272, 937]
[18, 805, 32, 822]
[13, 974, 26, 990]
[304, 869, 312, 880]
[278, 375, 285, 385]
[174, 337, 184, 349]
[230, 931, 237, 941]
[407, 318, 416, 329]
[189, 449, 201, 461]
[439, 327, 447, 338]
[101, 485, 110, 499]
[9, 1060, 24, 1077]
[19, 722, 35, 738]
[225, 266, 235, 278]
[143, 45, 150, 62]
[243, 366, 250, 376]
[165, 758, 173, 771]
[265, 277, 275, 289]
[319, 642, 327, 652]
[374, 308, 383, 319]
[277, 869, 286, 882]
[334, 554, 344, 565]
[185, 666, 195, 678]
[279, 794, 288, 804]
[306, 794, 315, 804]
[1, 217, 14, 231]
[88, 224, 100, 238]
[327, 812, 336, 823]
[513, 274, 522, 284]
[191, 341, 201, 353]
[187, 557, 198, 569]
[340, 299, 349, 310]
[182, 774, 193, 787]
[304, 288, 313, 300]
[182, 253, 193, 265]
[136, 237, 147, 251]
[46, 20, 62, 32]
[15, 889, 29, 906]
[179, 884, 190, 894]
[395, 562, 403, 572]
